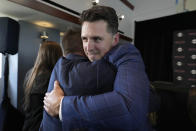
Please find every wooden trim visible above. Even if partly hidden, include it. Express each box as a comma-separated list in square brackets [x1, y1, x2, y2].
[8, 0, 80, 25]
[119, 34, 132, 42]
[120, 0, 134, 10]
[42, 0, 80, 16]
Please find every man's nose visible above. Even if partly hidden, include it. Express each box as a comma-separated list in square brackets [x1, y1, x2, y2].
[86, 40, 94, 51]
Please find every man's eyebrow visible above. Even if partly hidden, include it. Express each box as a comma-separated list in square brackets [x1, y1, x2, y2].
[81, 36, 103, 39]
[92, 36, 103, 39]
[81, 36, 86, 38]
[92, 36, 100, 38]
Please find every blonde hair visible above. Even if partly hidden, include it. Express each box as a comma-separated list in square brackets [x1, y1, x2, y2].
[24, 41, 62, 111]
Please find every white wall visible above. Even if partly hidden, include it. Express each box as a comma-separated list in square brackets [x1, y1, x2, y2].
[133, 0, 177, 21]
[0, 14, 18, 108]
[101, 0, 134, 39]
[8, 54, 18, 108]
[0, 54, 18, 108]
[50, 0, 135, 39]
[186, 0, 196, 11]
[0, 54, 18, 109]
[53, 0, 187, 40]
[0, 54, 4, 103]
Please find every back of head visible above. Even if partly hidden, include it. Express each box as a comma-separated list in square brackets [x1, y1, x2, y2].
[36, 41, 63, 71]
[80, 5, 119, 35]
[61, 28, 84, 56]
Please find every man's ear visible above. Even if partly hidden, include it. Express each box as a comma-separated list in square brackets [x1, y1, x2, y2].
[112, 33, 119, 46]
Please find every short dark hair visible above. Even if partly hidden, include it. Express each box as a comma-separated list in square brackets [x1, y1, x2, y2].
[80, 5, 119, 34]
[61, 28, 84, 56]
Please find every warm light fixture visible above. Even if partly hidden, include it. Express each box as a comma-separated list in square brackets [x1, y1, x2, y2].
[119, 14, 125, 21]
[40, 31, 48, 40]
[60, 32, 65, 36]
[92, 0, 99, 5]
[34, 21, 54, 28]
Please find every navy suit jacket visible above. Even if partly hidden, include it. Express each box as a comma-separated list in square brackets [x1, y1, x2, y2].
[60, 43, 151, 131]
[40, 54, 116, 131]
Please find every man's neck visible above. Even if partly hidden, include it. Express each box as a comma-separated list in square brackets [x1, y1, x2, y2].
[64, 51, 86, 57]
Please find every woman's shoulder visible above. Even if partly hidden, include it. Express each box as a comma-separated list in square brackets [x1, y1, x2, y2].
[31, 71, 51, 94]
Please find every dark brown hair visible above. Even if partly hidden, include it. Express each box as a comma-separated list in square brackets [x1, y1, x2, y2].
[61, 28, 84, 56]
[80, 5, 119, 35]
[24, 41, 62, 110]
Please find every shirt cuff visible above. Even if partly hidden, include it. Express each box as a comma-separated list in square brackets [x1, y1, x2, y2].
[59, 96, 64, 121]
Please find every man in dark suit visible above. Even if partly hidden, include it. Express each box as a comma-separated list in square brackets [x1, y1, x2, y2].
[40, 28, 116, 131]
[44, 5, 151, 131]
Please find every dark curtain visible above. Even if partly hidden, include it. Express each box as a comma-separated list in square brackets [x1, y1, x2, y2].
[134, 10, 196, 82]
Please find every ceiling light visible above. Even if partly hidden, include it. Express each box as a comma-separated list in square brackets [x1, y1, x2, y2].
[40, 31, 48, 40]
[34, 21, 54, 28]
[119, 15, 125, 21]
[60, 32, 65, 36]
[92, 0, 99, 5]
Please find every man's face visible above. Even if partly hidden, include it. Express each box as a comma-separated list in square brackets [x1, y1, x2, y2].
[81, 20, 119, 61]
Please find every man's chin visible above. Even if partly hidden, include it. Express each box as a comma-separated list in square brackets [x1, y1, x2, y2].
[88, 55, 100, 62]
[88, 57, 96, 62]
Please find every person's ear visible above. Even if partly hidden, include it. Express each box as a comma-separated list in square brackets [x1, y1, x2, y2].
[112, 33, 119, 46]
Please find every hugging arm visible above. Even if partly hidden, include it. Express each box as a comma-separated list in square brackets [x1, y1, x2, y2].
[61, 44, 150, 130]
[40, 59, 63, 131]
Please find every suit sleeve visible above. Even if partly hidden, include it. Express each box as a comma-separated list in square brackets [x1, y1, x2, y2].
[39, 59, 62, 131]
[61, 43, 150, 130]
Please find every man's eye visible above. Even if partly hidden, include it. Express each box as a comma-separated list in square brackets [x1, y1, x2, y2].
[82, 38, 87, 42]
[94, 37, 101, 43]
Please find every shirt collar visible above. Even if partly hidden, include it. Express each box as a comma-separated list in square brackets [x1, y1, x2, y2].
[65, 53, 88, 60]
